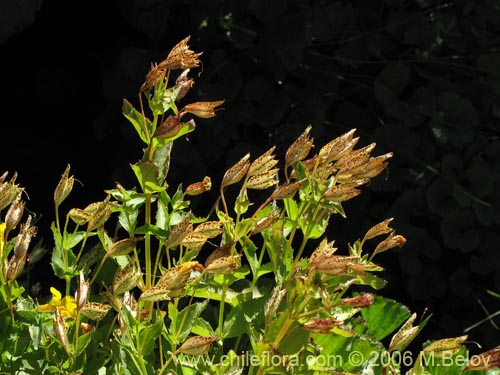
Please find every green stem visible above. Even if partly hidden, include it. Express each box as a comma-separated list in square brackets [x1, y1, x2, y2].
[219, 280, 228, 341]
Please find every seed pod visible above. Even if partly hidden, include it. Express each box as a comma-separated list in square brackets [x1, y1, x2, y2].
[141, 63, 165, 92]
[322, 184, 362, 203]
[205, 254, 241, 274]
[158, 35, 202, 71]
[318, 129, 357, 162]
[178, 336, 219, 356]
[158, 261, 203, 289]
[193, 221, 223, 238]
[246, 169, 279, 190]
[53, 307, 70, 355]
[464, 347, 500, 371]
[0, 174, 21, 211]
[106, 237, 141, 259]
[138, 284, 171, 302]
[175, 69, 194, 101]
[250, 209, 281, 236]
[204, 243, 233, 266]
[269, 179, 306, 201]
[68, 208, 90, 225]
[363, 218, 394, 242]
[5, 198, 25, 234]
[113, 262, 141, 295]
[341, 293, 375, 308]
[75, 272, 90, 311]
[80, 302, 112, 321]
[221, 153, 251, 188]
[422, 335, 468, 354]
[5, 252, 27, 281]
[13, 215, 36, 258]
[388, 313, 419, 352]
[182, 100, 225, 118]
[248, 146, 278, 176]
[166, 213, 193, 249]
[301, 318, 343, 334]
[180, 233, 208, 250]
[85, 201, 114, 231]
[310, 255, 359, 276]
[285, 125, 314, 168]
[372, 231, 406, 257]
[54, 164, 75, 207]
[154, 114, 182, 139]
[334, 143, 376, 170]
[309, 238, 337, 264]
[185, 176, 212, 196]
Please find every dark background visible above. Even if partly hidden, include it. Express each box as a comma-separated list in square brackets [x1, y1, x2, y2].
[1, 0, 500, 353]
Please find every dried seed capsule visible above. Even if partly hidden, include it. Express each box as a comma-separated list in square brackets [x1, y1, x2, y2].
[158, 35, 202, 71]
[138, 284, 171, 302]
[221, 153, 251, 188]
[106, 237, 141, 258]
[301, 318, 343, 334]
[248, 146, 278, 176]
[166, 213, 193, 249]
[285, 125, 314, 168]
[5, 198, 25, 234]
[363, 218, 394, 242]
[185, 176, 212, 196]
[178, 336, 219, 355]
[54, 164, 75, 207]
[80, 302, 112, 321]
[246, 169, 279, 190]
[154, 114, 182, 139]
[113, 262, 141, 295]
[372, 231, 406, 257]
[182, 100, 225, 118]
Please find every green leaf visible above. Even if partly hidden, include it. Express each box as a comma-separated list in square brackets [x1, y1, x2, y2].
[122, 99, 151, 144]
[138, 318, 163, 356]
[361, 295, 411, 341]
[76, 331, 93, 357]
[131, 161, 165, 194]
[171, 301, 208, 343]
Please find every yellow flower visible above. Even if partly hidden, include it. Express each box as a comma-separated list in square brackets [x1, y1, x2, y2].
[37, 287, 77, 319]
[0, 222, 6, 254]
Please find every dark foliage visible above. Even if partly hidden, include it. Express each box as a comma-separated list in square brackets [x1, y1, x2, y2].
[1, 0, 500, 351]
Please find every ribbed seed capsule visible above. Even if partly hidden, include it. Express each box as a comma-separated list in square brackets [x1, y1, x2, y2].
[334, 143, 376, 170]
[0, 174, 20, 210]
[158, 261, 203, 289]
[80, 302, 112, 321]
[185, 176, 212, 196]
[53, 307, 70, 355]
[269, 179, 306, 200]
[13, 215, 36, 258]
[323, 181, 368, 202]
[138, 284, 171, 302]
[363, 218, 394, 242]
[310, 255, 359, 275]
[106, 237, 141, 258]
[180, 233, 208, 250]
[166, 213, 192, 249]
[248, 146, 278, 176]
[221, 153, 251, 188]
[388, 313, 418, 352]
[178, 336, 219, 355]
[5, 252, 27, 281]
[182, 100, 225, 118]
[5, 198, 25, 234]
[205, 255, 241, 274]
[193, 221, 223, 238]
[341, 293, 375, 308]
[301, 318, 343, 334]
[154, 114, 182, 139]
[68, 208, 90, 225]
[85, 201, 114, 231]
[54, 164, 75, 207]
[309, 238, 337, 264]
[246, 169, 279, 190]
[250, 209, 281, 236]
[75, 272, 90, 311]
[372, 231, 406, 257]
[113, 262, 141, 295]
[319, 129, 357, 162]
[158, 35, 202, 71]
[285, 125, 314, 168]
